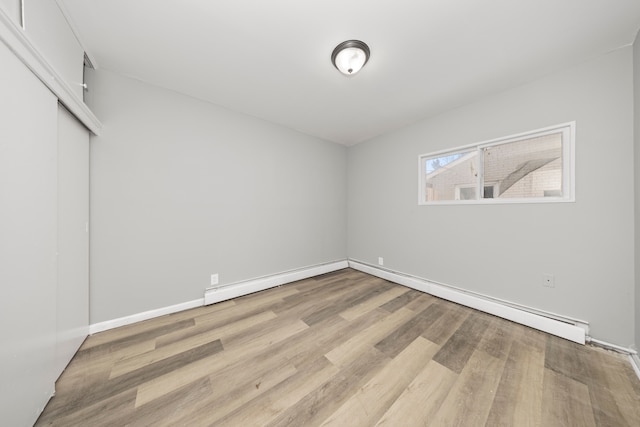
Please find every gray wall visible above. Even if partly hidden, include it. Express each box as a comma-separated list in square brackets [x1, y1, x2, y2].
[348, 47, 635, 346]
[85, 69, 347, 324]
[634, 31, 640, 352]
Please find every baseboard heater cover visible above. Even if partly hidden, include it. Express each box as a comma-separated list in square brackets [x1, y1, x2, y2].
[90, 260, 349, 334]
[204, 260, 349, 305]
[631, 354, 640, 381]
[91, 258, 586, 345]
[348, 259, 586, 345]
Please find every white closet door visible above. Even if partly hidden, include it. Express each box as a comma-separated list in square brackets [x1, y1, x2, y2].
[56, 105, 90, 376]
[0, 40, 58, 427]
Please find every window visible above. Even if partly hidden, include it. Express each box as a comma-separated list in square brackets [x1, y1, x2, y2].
[456, 183, 497, 200]
[418, 122, 575, 205]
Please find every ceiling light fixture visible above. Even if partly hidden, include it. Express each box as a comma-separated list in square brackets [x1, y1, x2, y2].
[331, 40, 370, 76]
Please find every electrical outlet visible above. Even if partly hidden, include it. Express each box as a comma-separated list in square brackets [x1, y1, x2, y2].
[543, 274, 555, 288]
[211, 273, 219, 286]
[378, 257, 384, 266]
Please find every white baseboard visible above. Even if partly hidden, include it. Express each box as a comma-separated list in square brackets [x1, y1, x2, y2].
[89, 260, 348, 334]
[587, 337, 638, 355]
[204, 260, 349, 305]
[348, 260, 586, 344]
[630, 354, 640, 381]
[89, 298, 204, 335]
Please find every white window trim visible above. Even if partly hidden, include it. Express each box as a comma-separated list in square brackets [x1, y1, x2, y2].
[418, 122, 576, 205]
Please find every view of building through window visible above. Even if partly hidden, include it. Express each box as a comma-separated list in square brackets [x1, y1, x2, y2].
[484, 133, 562, 199]
[419, 123, 573, 204]
[424, 150, 478, 201]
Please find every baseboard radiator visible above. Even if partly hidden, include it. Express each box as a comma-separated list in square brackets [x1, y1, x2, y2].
[348, 259, 587, 345]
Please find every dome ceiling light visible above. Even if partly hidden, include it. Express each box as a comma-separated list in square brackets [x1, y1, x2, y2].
[331, 40, 370, 76]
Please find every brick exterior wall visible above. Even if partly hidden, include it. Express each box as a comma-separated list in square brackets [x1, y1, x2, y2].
[425, 133, 563, 201]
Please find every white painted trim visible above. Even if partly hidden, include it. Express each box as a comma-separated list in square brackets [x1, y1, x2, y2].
[349, 259, 588, 328]
[89, 260, 349, 334]
[89, 298, 204, 335]
[630, 354, 640, 381]
[348, 259, 586, 344]
[204, 260, 349, 305]
[20, 0, 25, 29]
[586, 337, 638, 355]
[0, 7, 102, 135]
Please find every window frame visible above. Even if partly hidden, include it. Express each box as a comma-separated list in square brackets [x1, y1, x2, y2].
[418, 122, 575, 205]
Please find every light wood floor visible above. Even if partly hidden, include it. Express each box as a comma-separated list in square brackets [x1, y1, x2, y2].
[36, 268, 640, 426]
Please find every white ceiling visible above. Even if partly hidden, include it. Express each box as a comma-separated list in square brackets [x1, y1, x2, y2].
[61, 0, 640, 145]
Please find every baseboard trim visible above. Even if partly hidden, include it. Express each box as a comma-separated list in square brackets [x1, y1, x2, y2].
[630, 354, 640, 381]
[204, 260, 349, 305]
[89, 298, 204, 335]
[348, 259, 586, 344]
[586, 337, 638, 355]
[89, 260, 348, 334]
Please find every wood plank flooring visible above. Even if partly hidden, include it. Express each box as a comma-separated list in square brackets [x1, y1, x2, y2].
[36, 268, 640, 426]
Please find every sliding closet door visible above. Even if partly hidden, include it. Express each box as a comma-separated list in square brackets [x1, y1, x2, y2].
[0, 41, 59, 427]
[56, 105, 90, 376]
